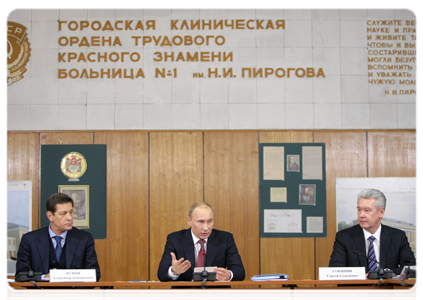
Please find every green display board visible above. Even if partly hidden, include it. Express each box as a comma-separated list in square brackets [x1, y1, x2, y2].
[40, 144, 107, 239]
[260, 143, 326, 238]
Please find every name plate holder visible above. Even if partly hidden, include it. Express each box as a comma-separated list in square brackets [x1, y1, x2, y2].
[319, 267, 366, 280]
[50, 269, 96, 282]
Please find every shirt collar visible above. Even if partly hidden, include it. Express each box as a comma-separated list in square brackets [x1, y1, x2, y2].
[363, 224, 382, 241]
[48, 223, 68, 239]
[191, 229, 208, 244]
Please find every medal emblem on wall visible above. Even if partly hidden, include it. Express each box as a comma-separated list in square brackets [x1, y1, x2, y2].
[61, 152, 87, 180]
[7, 22, 31, 86]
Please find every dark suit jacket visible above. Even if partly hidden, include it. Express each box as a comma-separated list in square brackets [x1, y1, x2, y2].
[157, 229, 245, 281]
[16, 226, 101, 281]
[329, 224, 415, 275]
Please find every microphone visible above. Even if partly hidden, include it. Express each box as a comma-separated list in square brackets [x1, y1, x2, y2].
[201, 251, 208, 277]
[353, 251, 393, 279]
[192, 250, 216, 283]
[11, 257, 43, 282]
[403, 257, 416, 279]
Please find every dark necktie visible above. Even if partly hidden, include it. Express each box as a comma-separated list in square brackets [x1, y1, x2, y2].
[54, 236, 63, 260]
[367, 236, 377, 272]
[197, 239, 205, 267]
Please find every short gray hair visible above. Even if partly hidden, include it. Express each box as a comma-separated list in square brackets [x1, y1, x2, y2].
[188, 202, 214, 218]
[357, 189, 386, 210]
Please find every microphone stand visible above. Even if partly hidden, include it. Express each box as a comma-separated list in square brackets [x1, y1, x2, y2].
[400, 258, 416, 286]
[11, 257, 42, 287]
[201, 253, 207, 289]
[405, 258, 416, 279]
[193, 251, 216, 288]
[354, 251, 393, 280]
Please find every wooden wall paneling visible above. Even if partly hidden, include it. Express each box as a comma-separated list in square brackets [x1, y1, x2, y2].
[39, 131, 94, 145]
[149, 132, 204, 282]
[260, 238, 315, 279]
[368, 131, 416, 177]
[313, 131, 368, 276]
[258, 131, 313, 144]
[204, 131, 260, 282]
[259, 131, 292, 143]
[258, 131, 315, 280]
[94, 131, 149, 283]
[7, 132, 40, 230]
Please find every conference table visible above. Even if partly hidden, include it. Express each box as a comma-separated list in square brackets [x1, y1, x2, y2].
[5, 279, 420, 300]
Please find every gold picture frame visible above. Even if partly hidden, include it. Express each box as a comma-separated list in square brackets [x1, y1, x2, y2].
[58, 185, 89, 229]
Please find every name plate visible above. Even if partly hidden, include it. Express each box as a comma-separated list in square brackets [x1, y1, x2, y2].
[319, 267, 366, 280]
[50, 269, 96, 282]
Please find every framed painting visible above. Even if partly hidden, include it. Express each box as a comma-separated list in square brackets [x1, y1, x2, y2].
[59, 185, 90, 229]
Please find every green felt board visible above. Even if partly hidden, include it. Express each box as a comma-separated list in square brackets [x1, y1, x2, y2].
[40, 144, 107, 239]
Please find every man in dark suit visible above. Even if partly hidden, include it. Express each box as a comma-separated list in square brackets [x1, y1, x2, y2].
[329, 189, 415, 275]
[157, 202, 245, 281]
[15, 193, 101, 281]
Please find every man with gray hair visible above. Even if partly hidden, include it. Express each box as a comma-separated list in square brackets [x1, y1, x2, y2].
[329, 189, 415, 275]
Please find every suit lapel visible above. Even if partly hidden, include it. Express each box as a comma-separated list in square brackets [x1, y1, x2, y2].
[206, 230, 217, 266]
[37, 227, 50, 274]
[352, 226, 367, 267]
[379, 225, 391, 268]
[181, 230, 196, 271]
[65, 228, 79, 269]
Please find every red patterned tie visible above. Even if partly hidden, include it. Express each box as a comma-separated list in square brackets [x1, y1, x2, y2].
[197, 239, 205, 267]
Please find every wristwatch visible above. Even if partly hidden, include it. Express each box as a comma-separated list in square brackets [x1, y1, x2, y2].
[171, 268, 180, 276]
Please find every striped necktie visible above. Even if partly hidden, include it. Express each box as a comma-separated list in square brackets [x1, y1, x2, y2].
[367, 236, 377, 272]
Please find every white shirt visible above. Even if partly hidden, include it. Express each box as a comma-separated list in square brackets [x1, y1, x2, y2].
[363, 225, 382, 270]
[191, 231, 208, 267]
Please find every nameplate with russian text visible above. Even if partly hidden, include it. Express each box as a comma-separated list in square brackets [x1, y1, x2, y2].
[50, 269, 96, 282]
[319, 267, 366, 280]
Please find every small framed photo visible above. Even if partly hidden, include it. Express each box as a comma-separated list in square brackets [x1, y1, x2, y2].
[287, 155, 300, 172]
[299, 184, 316, 206]
[58, 185, 89, 229]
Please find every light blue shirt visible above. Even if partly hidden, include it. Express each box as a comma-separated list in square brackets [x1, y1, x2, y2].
[48, 224, 68, 249]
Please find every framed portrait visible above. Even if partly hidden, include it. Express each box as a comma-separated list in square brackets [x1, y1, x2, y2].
[287, 155, 300, 172]
[299, 184, 316, 206]
[58, 185, 89, 229]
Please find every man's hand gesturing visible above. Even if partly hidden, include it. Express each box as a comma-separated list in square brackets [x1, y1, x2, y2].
[170, 252, 191, 275]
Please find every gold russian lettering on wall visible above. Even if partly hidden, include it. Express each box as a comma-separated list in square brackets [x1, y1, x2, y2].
[367, 20, 416, 96]
[57, 18, 325, 80]
[58, 20, 156, 31]
[170, 19, 285, 30]
[241, 68, 326, 78]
